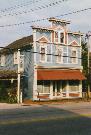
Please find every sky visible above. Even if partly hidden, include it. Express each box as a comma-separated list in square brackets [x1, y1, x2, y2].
[0, 0, 91, 47]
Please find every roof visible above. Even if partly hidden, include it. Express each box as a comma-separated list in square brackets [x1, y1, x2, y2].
[48, 17, 70, 24]
[37, 69, 86, 80]
[32, 26, 53, 31]
[0, 70, 18, 79]
[0, 35, 33, 53]
[67, 31, 83, 36]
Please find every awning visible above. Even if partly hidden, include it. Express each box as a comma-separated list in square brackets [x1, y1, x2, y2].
[37, 69, 86, 80]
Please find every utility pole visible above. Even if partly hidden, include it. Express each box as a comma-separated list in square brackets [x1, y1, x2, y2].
[17, 49, 21, 103]
[85, 31, 91, 98]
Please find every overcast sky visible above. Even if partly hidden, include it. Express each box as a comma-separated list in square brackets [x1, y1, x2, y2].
[0, 0, 91, 47]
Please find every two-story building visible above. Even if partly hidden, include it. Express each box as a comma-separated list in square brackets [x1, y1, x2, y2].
[0, 18, 86, 102]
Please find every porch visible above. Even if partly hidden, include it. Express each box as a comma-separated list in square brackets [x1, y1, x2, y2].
[0, 70, 22, 103]
[36, 69, 86, 100]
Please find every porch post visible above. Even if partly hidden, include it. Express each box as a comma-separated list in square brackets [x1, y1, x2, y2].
[50, 81, 53, 99]
[66, 81, 69, 98]
[79, 80, 82, 97]
[55, 81, 57, 96]
[60, 81, 62, 97]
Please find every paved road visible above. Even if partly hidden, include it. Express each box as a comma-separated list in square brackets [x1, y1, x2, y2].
[0, 102, 91, 135]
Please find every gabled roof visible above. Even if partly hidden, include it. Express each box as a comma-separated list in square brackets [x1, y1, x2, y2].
[0, 35, 33, 53]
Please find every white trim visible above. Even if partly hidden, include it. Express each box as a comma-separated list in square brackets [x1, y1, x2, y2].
[67, 33, 69, 45]
[71, 48, 78, 64]
[37, 36, 50, 43]
[33, 67, 37, 100]
[56, 46, 63, 64]
[33, 29, 37, 63]
[40, 45, 47, 63]
[51, 31, 53, 43]
[51, 43, 53, 63]
[54, 27, 65, 44]
[69, 40, 79, 46]
[67, 45, 69, 64]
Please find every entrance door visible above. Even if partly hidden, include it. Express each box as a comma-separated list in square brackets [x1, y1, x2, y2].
[62, 80, 67, 97]
[53, 81, 61, 96]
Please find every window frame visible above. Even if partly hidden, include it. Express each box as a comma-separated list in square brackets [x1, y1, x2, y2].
[54, 29, 65, 44]
[37, 80, 50, 94]
[56, 46, 63, 63]
[71, 48, 78, 64]
[40, 45, 47, 63]
[0, 55, 5, 66]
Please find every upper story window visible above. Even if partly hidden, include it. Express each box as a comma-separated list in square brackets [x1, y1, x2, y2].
[71, 49, 77, 64]
[0, 55, 5, 66]
[54, 30, 64, 43]
[55, 32, 58, 42]
[60, 33, 64, 43]
[40, 46, 46, 62]
[14, 51, 18, 64]
[56, 47, 63, 63]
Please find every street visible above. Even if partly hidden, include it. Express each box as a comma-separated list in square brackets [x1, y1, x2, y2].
[0, 102, 91, 135]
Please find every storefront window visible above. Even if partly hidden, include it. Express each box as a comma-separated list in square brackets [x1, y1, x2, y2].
[37, 80, 50, 93]
[69, 80, 79, 91]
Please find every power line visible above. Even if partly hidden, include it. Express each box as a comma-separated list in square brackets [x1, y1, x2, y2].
[0, 0, 68, 17]
[0, 0, 42, 14]
[0, 7, 91, 28]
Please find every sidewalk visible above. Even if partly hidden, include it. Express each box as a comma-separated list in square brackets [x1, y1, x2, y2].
[0, 99, 91, 110]
[0, 103, 23, 110]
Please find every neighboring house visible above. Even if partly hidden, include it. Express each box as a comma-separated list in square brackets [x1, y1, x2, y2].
[0, 18, 86, 102]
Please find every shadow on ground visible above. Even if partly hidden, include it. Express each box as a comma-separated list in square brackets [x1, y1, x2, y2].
[0, 104, 91, 135]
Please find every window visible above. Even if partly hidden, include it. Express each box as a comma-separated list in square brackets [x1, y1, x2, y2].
[0, 55, 5, 66]
[37, 80, 50, 93]
[56, 47, 63, 63]
[55, 32, 58, 42]
[71, 50, 77, 64]
[14, 51, 18, 64]
[69, 80, 79, 91]
[40, 46, 46, 62]
[60, 33, 64, 43]
[54, 30, 64, 43]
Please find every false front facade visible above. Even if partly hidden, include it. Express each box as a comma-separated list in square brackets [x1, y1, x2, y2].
[32, 18, 85, 100]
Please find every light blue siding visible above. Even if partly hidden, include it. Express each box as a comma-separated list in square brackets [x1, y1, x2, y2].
[0, 53, 17, 70]
[35, 42, 81, 67]
[68, 34, 80, 45]
[22, 47, 34, 99]
[36, 31, 51, 42]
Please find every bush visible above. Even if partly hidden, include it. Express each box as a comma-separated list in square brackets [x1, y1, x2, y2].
[7, 89, 17, 103]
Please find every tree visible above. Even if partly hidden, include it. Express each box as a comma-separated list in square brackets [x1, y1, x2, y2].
[81, 38, 88, 92]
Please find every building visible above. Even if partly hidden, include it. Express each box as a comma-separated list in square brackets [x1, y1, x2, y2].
[0, 18, 86, 102]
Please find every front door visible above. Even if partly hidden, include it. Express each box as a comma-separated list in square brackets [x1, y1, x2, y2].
[53, 81, 61, 96]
